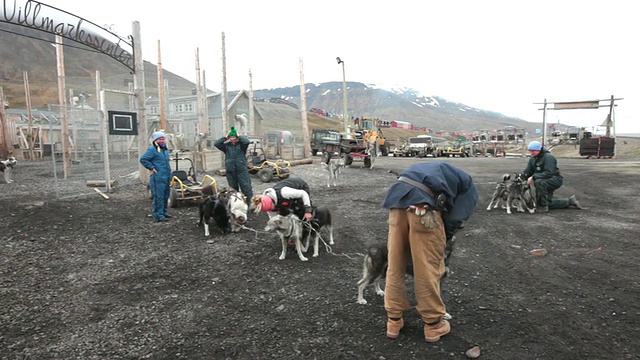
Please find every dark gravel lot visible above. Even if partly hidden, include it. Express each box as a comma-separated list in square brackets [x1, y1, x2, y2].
[1, 155, 639, 359]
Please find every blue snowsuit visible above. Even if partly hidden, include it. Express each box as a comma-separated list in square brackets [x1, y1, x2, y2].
[214, 135, 253, 200]
[140, 142, 172, 220]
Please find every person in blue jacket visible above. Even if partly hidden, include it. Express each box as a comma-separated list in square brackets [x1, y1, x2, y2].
[382, 161, 478, 343]
[140, 131, 172, 222]
[214, 126, 253, 201]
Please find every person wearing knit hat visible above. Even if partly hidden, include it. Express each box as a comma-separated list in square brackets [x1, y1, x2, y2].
[250, 176, 313, 220]
[140, 130, 173, 222]
[521, 140, 582, 212]
[214, 126, 253, 201]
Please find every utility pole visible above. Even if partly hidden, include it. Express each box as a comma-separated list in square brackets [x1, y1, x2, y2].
[23, 71, 34, 161]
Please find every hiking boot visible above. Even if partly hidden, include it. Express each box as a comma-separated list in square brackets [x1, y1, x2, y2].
[424, 319, 451, 343]
[386, 318, 404, 339]
[539, 205, 549, 213]
[568, 195, 582, 209]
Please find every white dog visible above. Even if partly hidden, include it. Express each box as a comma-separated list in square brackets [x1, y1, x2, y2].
[321, 158, 345, 187]
[0, 157, 17, 184]
[227, 190, 248, 233]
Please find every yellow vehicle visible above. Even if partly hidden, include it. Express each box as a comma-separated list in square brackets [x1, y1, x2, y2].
[168, 157, 219, 208]
[246, 140, 292, 182]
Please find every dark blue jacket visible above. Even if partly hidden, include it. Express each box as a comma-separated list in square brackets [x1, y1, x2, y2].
[382, 161, 478, 237]
[214, 136, 250, 172]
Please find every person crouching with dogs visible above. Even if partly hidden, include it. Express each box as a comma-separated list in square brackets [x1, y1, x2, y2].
[214, 126, 253, 202]
[522, 141, 582, 212]
[251, 176, 314, 250]
[383, 161, 478, 343]
[140, 131, 173, 222]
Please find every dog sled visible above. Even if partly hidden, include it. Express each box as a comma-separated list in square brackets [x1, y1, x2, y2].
[168, 155, 218, 208]
[246, 140, 292, 183]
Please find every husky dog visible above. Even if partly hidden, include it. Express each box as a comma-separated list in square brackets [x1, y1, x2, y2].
[321, 158, 345, 187]
[356, 235, 456, 307]
[198, 192, 230, 236]
[506, 173, 536, 214]
[226, 190, 248, 232]
[306, 206, 335, 257]
[0, 156, 17, 184]
[264, 214, 308, 261]
[486, 173, 511, 211]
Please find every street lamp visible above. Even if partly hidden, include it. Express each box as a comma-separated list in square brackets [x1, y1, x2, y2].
[336, 57, 349, 134]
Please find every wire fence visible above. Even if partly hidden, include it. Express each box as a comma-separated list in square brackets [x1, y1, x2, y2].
[4, 64, 310, 200]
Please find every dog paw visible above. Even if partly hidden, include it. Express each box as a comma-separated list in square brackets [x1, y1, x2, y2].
[444, 313, 452, 320]
[376, 290, 385, 296]
[299, 256, 308, 261]
[278, 255, 286, 260]
[356, 299, 368, 305]
[313, 253, 319, 257]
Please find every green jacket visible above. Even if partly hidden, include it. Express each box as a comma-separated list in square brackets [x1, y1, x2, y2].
[522, 149, 562, 180]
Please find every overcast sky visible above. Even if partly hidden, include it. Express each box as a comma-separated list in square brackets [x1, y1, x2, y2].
[39, 0, 639, 133]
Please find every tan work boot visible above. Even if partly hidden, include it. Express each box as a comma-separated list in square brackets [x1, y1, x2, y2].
[386, 318, 404, 339]
[424, 319, 451, 343]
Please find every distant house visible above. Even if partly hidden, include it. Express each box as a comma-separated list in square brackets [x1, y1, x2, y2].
[390, 120, 412, 129]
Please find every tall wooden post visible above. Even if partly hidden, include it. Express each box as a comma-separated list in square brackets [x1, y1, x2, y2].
[133, 21, 148, 185]
[195, 47, 207, 173]
[23, 71, 34, 160]
[249, 69, 255, 135]
[606, 94, 614, 137]
[299, 58, 310, 158]
[55, 35, 71, 176]
[157, 40, 166, 130]
[0, 86, 10, 159]
[541, 98, 548, 146]
[220, 32, 229, 142]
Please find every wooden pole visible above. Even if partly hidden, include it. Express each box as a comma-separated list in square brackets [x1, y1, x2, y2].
[100, 89, 112, 192]
[542, 98, 548, 146]
[55, 35, 71, 176]
[133, 21, 149, 185]
[0, 86, 10, 159]
[195, 47, 206, 173]
[23, 71, 34, 160]
[220, 32, 229, 141]
[249, 69, 255, 135]
[157, 40, 166, 131]
[299, 58, 310, 158]
[606, 94, 614, 137]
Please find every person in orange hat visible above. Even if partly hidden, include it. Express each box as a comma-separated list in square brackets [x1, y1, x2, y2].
[251, 176, 313, 220]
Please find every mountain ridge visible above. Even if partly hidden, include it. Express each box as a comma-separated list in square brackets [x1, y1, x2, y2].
[0, 22, 539, 134]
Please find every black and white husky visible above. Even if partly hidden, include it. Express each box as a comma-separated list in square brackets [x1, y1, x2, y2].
[321, 158, 345, 187]
[0, 156, 17, 184]
[356, 235, 456, 311]
[198, 193, 230, 236]
[307, 206, 334, 257]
